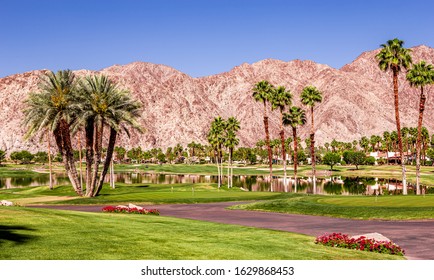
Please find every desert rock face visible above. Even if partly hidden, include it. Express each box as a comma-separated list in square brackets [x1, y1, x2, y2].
[1, 46, 433, 153]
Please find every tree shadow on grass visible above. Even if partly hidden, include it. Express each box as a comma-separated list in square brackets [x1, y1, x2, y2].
[0, 225, 37, 245]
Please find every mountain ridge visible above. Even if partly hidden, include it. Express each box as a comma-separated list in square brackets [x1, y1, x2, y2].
[1, 46, 433, 153]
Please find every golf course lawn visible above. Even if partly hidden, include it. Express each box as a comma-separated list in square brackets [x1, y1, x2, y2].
[0, 207, 403, 260]
[230, 194, 434, 220]
[0, 183, 285, 205]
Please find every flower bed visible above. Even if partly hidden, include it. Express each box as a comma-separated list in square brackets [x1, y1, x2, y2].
[315, 232, 405, 256]
[102, 205, 160, 215]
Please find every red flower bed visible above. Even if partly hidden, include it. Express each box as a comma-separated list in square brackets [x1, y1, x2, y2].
[102, 205, 160, 215]
[315, 232, 405, 256]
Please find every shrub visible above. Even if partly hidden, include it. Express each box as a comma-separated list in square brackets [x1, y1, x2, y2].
[315, 232, 405, 256]
[365, 156, 376, 165]
[102, 205, 160, 215]
[10, 150, 34, 164]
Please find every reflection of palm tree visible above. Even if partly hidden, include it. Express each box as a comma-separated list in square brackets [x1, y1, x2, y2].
[376, 38, 412, 195]
[283, 106, 306, 192]
[406, 61, 434, 194]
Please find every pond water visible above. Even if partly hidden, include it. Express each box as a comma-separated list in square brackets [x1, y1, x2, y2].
[0, 171, 423, 195]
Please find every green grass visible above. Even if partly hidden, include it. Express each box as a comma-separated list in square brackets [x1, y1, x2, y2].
[0, 207, 403, 260]
[230, 194, 434, 220]
[115, 163, 271, 175]
[0, 182, 285, 205]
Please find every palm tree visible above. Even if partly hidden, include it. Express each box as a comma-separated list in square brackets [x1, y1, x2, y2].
[271, 85, 293, 186]
[208, 117, 225, 188]
[300, 85, 322, 193]
[406, 61, 434, 194]
[76, 75, 142, 197]
[376, 38, 412, 194]
[187, 141, 197, 158]
[283, 106, 306, 192]
[23, 70, 82, 196]
[359, 136, 370, 153]
[252, 80, 274, 188]
[225, 117, 240, 188]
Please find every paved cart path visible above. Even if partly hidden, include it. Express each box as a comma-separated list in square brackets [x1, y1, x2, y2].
[30, 202, 434, 260]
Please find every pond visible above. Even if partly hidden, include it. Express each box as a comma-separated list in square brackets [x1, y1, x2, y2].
[0, 171, 424, 195]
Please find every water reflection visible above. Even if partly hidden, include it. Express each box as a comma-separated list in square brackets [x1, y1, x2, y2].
[0, 172, 422, 195]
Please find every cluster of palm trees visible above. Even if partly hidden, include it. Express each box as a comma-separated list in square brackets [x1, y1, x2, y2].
[207, 116, 240, 188]
[252, 80, 322, 190]
[23, 70, 142, 197]
[376, 38, 434, 195]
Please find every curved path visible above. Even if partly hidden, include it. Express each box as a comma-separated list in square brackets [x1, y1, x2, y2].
[31, 202, 434, 260]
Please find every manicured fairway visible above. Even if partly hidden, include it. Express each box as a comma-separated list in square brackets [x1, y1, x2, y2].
[0, 207, 403, 260]
[0, 183, 285, 205]
[230, 194, 434, 220]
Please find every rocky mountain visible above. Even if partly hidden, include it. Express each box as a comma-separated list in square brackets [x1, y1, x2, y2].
[1, 45, 433, 153]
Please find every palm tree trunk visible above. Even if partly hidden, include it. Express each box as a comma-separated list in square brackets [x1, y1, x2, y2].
[78, 132, 83, 191]
[393, 70, 407, 194]
[264, 112, 273, 191]
[230, 148, 234, 188]
[293, 128, 298, 193]
[215, 150, 220, 189]
[227, 151, 231, 188]
[279, 111, 287, 190]
[90, 119, 103, 196]
[416, 86, 426, 195]
[220, 148, 224, 186]
[310, 107, 316, 194]
[58, 120, 82, 196]
[47, 132, 53, 190]
[110, 157, 115, 189]
[94, 128, 117, 196]
[85, 120, 94, 196]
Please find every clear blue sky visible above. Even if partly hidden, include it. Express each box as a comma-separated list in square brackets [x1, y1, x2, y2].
[1, 0, 434, 78]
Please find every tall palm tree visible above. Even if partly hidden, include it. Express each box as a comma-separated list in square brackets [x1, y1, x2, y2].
[406, 61, 434, 194]
[76, 75, 142, 197]
[252, 80, 274, 188]
[283, 106, 306, 192]
[300, 85, 322, 193]
[376, 38, 412, 195]
[208, 116, 225, 188]
[225, 117, 240, 188]
[23, 70, 82, 196]
[271, 85, 293, 186]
